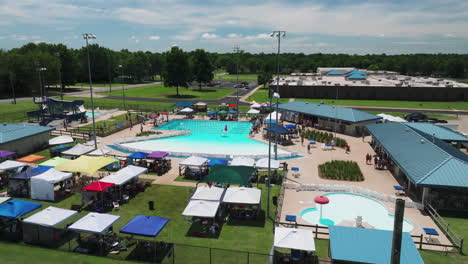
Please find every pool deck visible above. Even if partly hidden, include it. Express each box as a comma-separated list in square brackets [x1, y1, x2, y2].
[93, 114, 451, 250]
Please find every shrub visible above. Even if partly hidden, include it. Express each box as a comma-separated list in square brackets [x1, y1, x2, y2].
[136, 130, 162, 137]
[318, 160, 364, 182]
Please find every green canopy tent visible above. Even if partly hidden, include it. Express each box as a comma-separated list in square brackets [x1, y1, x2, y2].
[201, 165, 255, 187]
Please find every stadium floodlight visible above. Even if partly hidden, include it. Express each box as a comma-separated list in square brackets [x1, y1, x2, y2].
[82, 33, 98, 149]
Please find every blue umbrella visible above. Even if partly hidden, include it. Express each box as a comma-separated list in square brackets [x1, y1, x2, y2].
[228, 110, 237, 114]
[208, 111, 218, 115]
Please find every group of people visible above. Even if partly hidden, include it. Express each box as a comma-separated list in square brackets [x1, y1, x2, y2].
[365, 153, 389, 170]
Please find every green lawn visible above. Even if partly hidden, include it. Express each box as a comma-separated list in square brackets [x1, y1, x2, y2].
[214, 74, 259, 81]
[99, 85, 234, 100]
[75, 83, 129, 88]
[246, 87, 290, 104]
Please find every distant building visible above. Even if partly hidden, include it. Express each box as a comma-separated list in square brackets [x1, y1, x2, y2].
[0, 124, 54, 155]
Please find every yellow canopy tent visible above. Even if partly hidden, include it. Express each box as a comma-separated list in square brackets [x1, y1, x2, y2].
[55, 156, 117, 174]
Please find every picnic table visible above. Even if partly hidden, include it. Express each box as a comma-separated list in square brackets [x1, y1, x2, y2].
[423, 228, 439, 242]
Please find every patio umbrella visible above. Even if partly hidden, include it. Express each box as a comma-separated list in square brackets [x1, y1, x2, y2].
[228, 110, 237, 114]
[150, 115, 159, 119]
[314, 195, 329, 223]
[247, 109, 260, 114]
[208, 111, 218, 115]
[180, 107, 194, 113]
[218, 110, 228, 114]
[228, 104, 237, 107]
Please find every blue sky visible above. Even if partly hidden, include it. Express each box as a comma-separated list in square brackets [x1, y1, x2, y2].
[1, 0, 467, 54]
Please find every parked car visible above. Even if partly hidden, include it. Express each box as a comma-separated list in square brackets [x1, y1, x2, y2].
[404, 112, 427, 122]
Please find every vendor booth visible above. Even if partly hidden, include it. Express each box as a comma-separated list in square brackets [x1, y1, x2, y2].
[179, 156, 208, 180]
[17, 154, 46, 163]
[121, 215, 169, 237]
[40, 157, 69, 167]
[8, 166, 50, 197]
[273, 227, 316, 263]
[61, 144, 94, 158]
[193, 102, 207, 112]
[191, 186, 225, 201]
[67, 212, 121, 255]
[0, 160, 28, 187]
[207, 159, 228, 166]
[55, 156, 118, 175]
[0, 199, 41, 240]
[223, 187, 261, 220]
[127, 152, 149, 166]
[100, 165, 148, 201]
[0, 151, 15, 162]
[146, 151, 170, 175]
[22, 206, 78, 246]
[49, 135, 74, 146]
[87, 148, 111, 156]
[30, 168, 73, 201]
[255, 158, 281, 183]
[202, 165, 255, 187]
[230, 157, 255, 167]
[183, 200, 221, 218]
[81, 181, 116, 211]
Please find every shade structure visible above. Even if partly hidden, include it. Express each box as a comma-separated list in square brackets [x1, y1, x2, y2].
[23, 206, 77, 227]
[83, 140, 100, 146]
[230, 157, 255, 167]
[61, 144, 94, 156]
[40, 157, 68, 167]
[285, 124, 296, 129]
[201, 165, 255, 186]
[55, 156, 117, 174]
[207, 159, 228, 166]
[207, 111, 218, 115]
[222, 187, 261, 204]
[100, 165, 147, 186]
[150, 115, 159, 119]
[250, 103, 261, 109]
[17, 154, 46, 163]
[180, 107, 194, 113]
[0, 151, 15, 158]
[180, 156, 208, 167]
[264, 124, 293, 135]
[128, 152, 149, 159]
[247, 109, 260, 114]
[68, 212, 120, 234]
[49, 135, 74, 146]
[0, 197, 11, 204]
[120, 215, 169, 237]
[255, 158, 280, 170]
[30, 169, 73, 201]
[173, 101, 193, 107]
[218, 110, 228, 114]
[87, 148, 111, 156]
[0, 199, 41, 218]
[266, 111, 282, 121]
[228, 104, 237, 107]
[314, 196, 329, 205]
[147, 151, 169, 159]
[228, 110, 237, 114]
[182, 200, 220, 218]
[10, 169, 42, 180]
[274, 227, 316, 252]
[194, 102, 207, 106]
[377, 113, 406, 123]
[82, 181, 115, 192]
[31, 166, 52, 173]
[51, 145, 72, 152]
[0, 160, 27, 170]
[191, 186, 225, 201]
[264, 119, 276, 124]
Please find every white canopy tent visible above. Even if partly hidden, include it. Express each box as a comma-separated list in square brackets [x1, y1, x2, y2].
[255, 158, 280, 170]
[100, 165, 147, 186]
[182, 200, 220, 218]
[180, 107, 194, 113]
[266, 111, 282, 121]
[68, 213, 120, 234]
[23, 206, 77, 227]
[180, 156, 208, 167]
[223, 187, 261, 204]
[250, 103, 261, 109]
[191, 186, 225, 201]
[247, 109, 260, 114]
[274, 227, 316, 252]
[61, 144, 94, 156]
[84, 140, 100, 146]
[230, 157, 255, 167]
[87, 148, 111, 156]
[30, 168, 73, 201]
[194, 102, 207, 106]
[49, 135, 74, 146]
[0, 160, 27, 171]
[377, 113, 406, 123]
[0, 197, 11, 204]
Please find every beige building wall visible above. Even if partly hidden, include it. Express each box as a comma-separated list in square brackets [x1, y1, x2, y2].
[0, 132, 51, 155]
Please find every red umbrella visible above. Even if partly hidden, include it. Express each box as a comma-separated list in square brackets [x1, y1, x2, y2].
[315, 195, 330, 221]
[150, 115, 159, 119]
[229, 104, 237, 107]
[162, 112, 168, 115]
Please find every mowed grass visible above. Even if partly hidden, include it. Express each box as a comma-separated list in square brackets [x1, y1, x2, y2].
[214, 74, 259, 81]
[75, 83, 130, 87]
[100, 85, 234, 100]
[246, 86, 290, 104]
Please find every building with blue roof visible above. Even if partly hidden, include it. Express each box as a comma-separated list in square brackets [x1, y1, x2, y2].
[329, 226, 423, 264]
[365, 122, 468, 208]
[326, 70, 344, 76]
[278, 101, 381, 136]
[0, 124, 54, 155]
[346, 73, 367, 80]
[403, 122, 468, 143]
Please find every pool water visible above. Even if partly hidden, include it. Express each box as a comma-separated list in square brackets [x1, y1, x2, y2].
[300, 193, 414, 232]
[85, 111, 102, 117]
[120, 119, 292, 158]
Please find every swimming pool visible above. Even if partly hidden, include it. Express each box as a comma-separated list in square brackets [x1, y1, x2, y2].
[85, 111, 102, 117]
[300, 193, 414, 232]
[119, 119, 293, 158]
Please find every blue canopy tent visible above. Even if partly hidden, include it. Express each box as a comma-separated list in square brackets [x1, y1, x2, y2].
[128, 152, 149, 159]
[10, 169, 42, 180]
[0, 199, 41, 218]
[207, 111, 218, 115]
[207, 159, 229, 166]
[120, 215, 169, 237]
[173, 102, 194, 107]
[52, 145, 72, 152]
[264, 124, 293, 134]
[285, 124, 296, 129]
[31, 166, 52, 173]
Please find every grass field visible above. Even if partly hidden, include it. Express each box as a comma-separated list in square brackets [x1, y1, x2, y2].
[99, 85, 234, 100]
[246, 86, 290, 104]
[214, 74, 259, 81]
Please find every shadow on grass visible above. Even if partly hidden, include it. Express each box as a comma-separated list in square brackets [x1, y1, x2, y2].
[189, 89, 219, 93]
[226, 210, 266, 228]
[165, 95, 198, 99]
[126, 240, 173, 263]
[185, 219, 223, 239]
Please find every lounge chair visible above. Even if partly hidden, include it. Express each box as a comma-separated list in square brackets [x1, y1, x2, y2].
[113, 201, 120, 211]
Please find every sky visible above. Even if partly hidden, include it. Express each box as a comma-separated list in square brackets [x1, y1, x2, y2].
[1, 0, 468, 54]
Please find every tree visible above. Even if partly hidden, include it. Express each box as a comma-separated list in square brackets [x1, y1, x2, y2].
[191, 49, 214, 90]
[257, 72, 272, 88]
[447, 59, 465, 78]
[163, 47, 191, 96]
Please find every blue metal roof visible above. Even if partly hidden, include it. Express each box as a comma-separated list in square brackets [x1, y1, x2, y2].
[173, 101, 193, 107]
[346, 73, 367, 80]
[345, 69, 365, 76]
[264, 124, 293, 134]
[329, 226, 423, 264]
[279, 101, 381, 123]
[0, 124, 54, 144]
[404, 123, 468, 142]
[326, 70, 343, 75]
[366, 123, 468, 188]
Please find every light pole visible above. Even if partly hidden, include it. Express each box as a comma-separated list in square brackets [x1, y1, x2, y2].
[107, 53, 112, 93]
[83, 33, 98, 149]
[9, 71, 16, 104]
[271, 30, 286, 160]
[36, 66, 47, 98]
[119, 65, 126, 110]
[233, 45, 240, 112]
[55, 52, 63, 99]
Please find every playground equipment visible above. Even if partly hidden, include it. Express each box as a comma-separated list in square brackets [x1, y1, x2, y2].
[27, 97, 86, 126]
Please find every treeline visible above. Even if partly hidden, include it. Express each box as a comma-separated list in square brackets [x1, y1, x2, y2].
[1, 42, 467, 97]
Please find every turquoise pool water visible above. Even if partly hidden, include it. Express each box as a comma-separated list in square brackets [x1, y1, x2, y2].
[85, 111, 102, 117]
[300, 192, 414, 232]
[120, 119, 292, 158]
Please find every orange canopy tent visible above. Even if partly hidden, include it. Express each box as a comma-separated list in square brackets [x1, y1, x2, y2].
[17, 154, 47, 163]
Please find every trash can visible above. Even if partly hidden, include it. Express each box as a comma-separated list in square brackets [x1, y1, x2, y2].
[148, 201, 154, 210]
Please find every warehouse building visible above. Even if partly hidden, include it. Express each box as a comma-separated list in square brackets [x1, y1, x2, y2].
[0, 124, 54, 155]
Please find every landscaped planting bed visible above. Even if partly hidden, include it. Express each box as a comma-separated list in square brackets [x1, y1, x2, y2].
[318, 160, 364, 181]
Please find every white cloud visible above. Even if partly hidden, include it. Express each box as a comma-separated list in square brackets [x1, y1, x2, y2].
[149, 35, 160, 40]
[394, 41, 431, 45]
[201, 33, 218, 39]
[227, 33, 242, 39]
[244, 33, 271, 40]
[444, 33, 456, 38]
